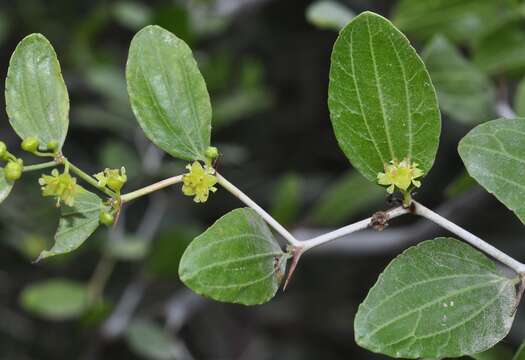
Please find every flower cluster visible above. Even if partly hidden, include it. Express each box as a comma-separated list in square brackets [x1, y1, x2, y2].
[182, 161, 217, 203]
[377, 158, 424, 194]
[39, 169, 80, 207]
[94, 167, 127, 192]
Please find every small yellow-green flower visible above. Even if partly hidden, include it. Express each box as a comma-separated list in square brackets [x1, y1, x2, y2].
[377, 158, 424, 194]
[94, 167, 127, 192]
[182, 161, 218, 203]
[39, 169, 80, 207]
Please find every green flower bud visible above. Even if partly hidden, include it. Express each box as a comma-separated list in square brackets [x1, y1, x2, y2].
[4, 159, 23, 181]
[0, 142, 7, 160]
[205, 146, 219, 160]
[21, 137, 39, 153]
[47, 140, 59, 152]
[99, 211, 114, 226]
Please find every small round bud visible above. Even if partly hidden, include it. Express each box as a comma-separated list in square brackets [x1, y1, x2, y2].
[205, 146, 219, 160]
[21, 137, 39, 153]
[99, 211, 114, 226]
[0, 142, 7, 160]
[4, 160, 23, 181]
[47, 140, 59, 152]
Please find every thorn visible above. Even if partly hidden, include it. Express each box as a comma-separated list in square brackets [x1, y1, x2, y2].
[283, 246, 303, 291]
[513, 274, 525, 315]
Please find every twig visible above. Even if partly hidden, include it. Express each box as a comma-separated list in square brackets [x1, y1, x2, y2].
[300, 206, 409, 251]
[216, 173, 301, 247]
[120, 175, 183, 203]
[22, 161, 57, 172]
[412, 200, 525, 274]
[67, 160, 116, 198]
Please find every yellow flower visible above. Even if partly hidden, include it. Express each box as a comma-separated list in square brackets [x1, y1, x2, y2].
[94, 167, 127, 192]
[377, 158, 424, 194]
[182, 161, 218, 203]
[39, 169, 80, 207]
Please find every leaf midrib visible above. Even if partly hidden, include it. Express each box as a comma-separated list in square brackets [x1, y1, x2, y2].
[361, 277, 505, 341]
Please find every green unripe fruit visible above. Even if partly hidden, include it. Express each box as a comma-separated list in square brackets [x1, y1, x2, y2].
[99, 211, 114, 226]
[205, 146, 219, 160]
[4, 160, 23, 181]
[0, 142, 7, 160]
[21, 137, 39, 153]
[47, 140, 59, 152]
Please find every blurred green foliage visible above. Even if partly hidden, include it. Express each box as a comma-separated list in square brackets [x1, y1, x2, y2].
[2, 0, 525, 359]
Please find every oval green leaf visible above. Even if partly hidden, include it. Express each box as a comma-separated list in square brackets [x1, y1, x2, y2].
[423, 35, 495, 125]
[126, 25, 211, 161]
[6, 34, 69, 149]
[0, 168, 14, 204]
[20, 279, 89, 320]
[36, 187, 102, 261]
[459, 118, 525, 224]
[179, 208, 287, 305]
[355, 237, 516, 359]
[328, 11, 440, 182]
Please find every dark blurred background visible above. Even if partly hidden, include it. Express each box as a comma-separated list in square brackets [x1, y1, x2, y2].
[1, 0, 525, 359]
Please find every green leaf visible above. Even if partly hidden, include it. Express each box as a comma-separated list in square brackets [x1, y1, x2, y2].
[20, 279, 89, 320]
[306, 0, 354, 31]
[422, 35, 495, 124]
[0, 168, 14, 204]
[474, 24, 525, 76]
[127, 25, 211, 161]
[328, 12, 440, 183]
[514, 342, 525, 360]
[458, 118, 525, 224]
[308, 171, 384, 226]
[179, 208, 287, 305]
[355, 237, 517, 359]
[126, 319, 177, 360]
[392, 0, 518, 44]
[37, 188, 102, 261]
[6, 34, 69, 149]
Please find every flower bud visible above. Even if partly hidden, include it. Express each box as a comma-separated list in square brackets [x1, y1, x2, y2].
[47, 140, 59, 152]
[21, 137, 39, 153]
[4, 159, 23, 181]
[205, 146, 219, 160]
[99, 211, 114, 226]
